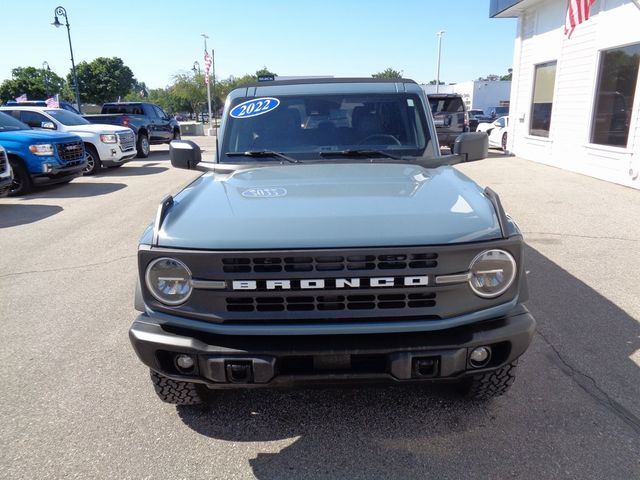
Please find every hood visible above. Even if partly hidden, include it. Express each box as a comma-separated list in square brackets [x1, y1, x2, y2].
[0, 129, 81, 143]
[67, 124, 130, 135]
[157, 163, 502, 249]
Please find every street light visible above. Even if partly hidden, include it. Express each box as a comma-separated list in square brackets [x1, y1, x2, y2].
[192, 61, 201, 75]
[42, 61, 51, 97]
[436, 30, 445, 94]
[52, 6, 81, 113]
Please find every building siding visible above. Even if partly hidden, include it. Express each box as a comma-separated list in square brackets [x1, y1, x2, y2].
[507, 0, 640, 188]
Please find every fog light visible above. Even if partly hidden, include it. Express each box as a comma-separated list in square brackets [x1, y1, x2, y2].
[176, 354, 195, 370]
[469, 346, 491, 367]
[42, 163, 53, 173]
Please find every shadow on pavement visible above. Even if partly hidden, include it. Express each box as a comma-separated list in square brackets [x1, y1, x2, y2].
[101, 166, 168, 177]
[0, 204, 63, 228]
[20, 182, 127, 199]
[174, 244, 639, 479]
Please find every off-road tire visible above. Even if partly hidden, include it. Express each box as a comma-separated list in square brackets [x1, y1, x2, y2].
[150, 370, 203, 405]
[136, 132, 150, 158]
[8, 158, 32, 196]
[461, 361, 518, 400]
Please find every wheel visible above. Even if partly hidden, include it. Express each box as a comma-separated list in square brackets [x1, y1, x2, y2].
[82, 144, 101, 175]
[149, 370, 204, 405]
[501, 132, 508, 151]
[459, 361, 518, 400]
[136, 132, 150, 158]
[172, 129, 181, 141]
[8, 158, 32, 196]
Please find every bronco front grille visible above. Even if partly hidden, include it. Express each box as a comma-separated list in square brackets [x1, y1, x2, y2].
[226, 292, 437, 313]
[117, 131, 135, 152]
[222, 253, 438, 273]
[56, 141, 84, 162]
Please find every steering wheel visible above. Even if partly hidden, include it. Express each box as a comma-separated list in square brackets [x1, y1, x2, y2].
[357, 134, 401, 146]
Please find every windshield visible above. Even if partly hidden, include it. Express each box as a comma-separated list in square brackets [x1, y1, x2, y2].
[222, 93, 429, 162]
[45, 109, 90, 126]
[0, 111, 30, 131]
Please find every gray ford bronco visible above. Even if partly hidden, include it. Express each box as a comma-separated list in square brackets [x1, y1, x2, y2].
[129, 78, 535, 405]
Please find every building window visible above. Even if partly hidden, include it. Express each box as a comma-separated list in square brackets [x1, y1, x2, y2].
[529, 61, 557, 137]
[591, 43, 640, 147]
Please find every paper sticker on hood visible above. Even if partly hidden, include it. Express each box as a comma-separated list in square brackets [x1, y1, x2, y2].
[241, 187, 287, 198]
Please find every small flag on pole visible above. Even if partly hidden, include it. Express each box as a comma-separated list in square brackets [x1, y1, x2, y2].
[15, 93, 27, 102]
[204, 50, 213, 85]
[564, 0, 597, 38]
[45, 95, 60, 108]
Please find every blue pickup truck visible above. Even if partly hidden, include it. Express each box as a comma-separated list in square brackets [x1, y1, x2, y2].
[0, 111, 86, 196]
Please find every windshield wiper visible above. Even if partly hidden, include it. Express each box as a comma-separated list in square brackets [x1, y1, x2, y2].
[225, 150, 299, 164]
[319, 149, 402, 160]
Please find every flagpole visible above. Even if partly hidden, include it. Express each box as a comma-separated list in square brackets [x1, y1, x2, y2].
[211, 49, 216, 123]
[201, 33, 213, 135]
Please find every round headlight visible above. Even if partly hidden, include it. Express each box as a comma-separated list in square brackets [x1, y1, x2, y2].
[468, 249, 517, 298]
[145, 257, 192, 305]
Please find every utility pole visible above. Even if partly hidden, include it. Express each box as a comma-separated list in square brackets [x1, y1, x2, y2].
[436, 30, 445, 94]
[201, 34, 213, 135]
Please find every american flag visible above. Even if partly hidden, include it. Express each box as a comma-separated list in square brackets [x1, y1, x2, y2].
[45, 95, 60, 108]
[564, 0, 597, 38]
[15, 93, 27, 102]
[204, 50, 213, 85]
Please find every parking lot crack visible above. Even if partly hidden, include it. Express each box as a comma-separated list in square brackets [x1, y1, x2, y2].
[523, 231, 638, 243]
[0, 254, 136, 280]
[536, 330, 640, 435]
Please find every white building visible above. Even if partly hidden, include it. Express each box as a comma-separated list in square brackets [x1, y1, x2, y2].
[422, 80, 512, 114]
[491, 0, 640, 189]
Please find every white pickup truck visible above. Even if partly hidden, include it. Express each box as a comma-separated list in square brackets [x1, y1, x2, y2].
[0, 106, 136, 175]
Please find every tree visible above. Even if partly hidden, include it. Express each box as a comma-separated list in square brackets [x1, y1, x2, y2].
[428, 79, 445, 85]
[477, 74, 500, 81]
[170, 73, 208, 115]
[0, 66, 66, 102]
[372, 68, 403, 79]
[255, 67, 277, 78]
[500, 68, 513, 81]
[72, 57, 136, 104]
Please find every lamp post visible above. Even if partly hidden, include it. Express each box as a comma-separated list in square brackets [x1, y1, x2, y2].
[436, 30, 445, 94]
[52, 6, 81, 113]
[42, 61, 51, 97]
[192, 61, 201, 76]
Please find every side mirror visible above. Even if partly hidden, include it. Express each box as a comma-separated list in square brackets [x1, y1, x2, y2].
[453, 132, 488, 162]
[41, 121, 56, 130]
[170, 140, 201, 169]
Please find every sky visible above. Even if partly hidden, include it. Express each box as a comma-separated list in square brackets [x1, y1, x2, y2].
[1, 0, 516, 89]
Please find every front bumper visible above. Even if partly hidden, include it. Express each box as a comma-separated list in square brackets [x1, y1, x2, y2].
[0, 174, 12, 196]
[130, 304, 535, 389]
[31, 161, 87, 185]
[96, 142, 137, 166]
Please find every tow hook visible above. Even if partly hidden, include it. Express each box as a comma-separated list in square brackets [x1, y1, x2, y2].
[225, 362, 253, 383]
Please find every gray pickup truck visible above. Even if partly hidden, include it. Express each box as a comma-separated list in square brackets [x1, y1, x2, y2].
[129, 78, 535, 405]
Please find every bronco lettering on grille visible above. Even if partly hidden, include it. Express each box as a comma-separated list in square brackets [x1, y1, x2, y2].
[232, 276, 429, 290]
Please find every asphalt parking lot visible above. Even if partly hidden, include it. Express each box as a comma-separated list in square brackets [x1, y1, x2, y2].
[1, 139, 639, 479]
